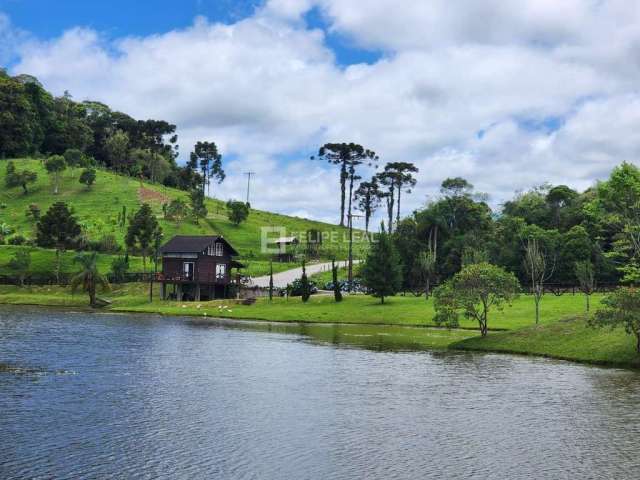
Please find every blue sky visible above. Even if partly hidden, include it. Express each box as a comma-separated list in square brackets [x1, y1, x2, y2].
[0, 0, 260, 38]
[2, 1, 639, 223]
[1, 0, 381, 66]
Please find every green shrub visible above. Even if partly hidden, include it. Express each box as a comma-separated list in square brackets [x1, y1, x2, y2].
[110, 256, 130, 282]
[8, 235, 27, 245]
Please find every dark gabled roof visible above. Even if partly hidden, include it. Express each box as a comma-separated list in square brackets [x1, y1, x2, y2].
[159, 235, 239, 256]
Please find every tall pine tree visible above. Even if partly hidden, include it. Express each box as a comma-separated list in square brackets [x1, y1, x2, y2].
[125, 203, 161, 272]
[361, 223, 402, 304]
[332, 259, 343, 302]
[300, 259, 311, 303]
[36, 202, 81, 283]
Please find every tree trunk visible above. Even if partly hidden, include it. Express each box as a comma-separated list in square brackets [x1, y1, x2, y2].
[425, 278, 430, 300]
[396, 184, 402, 226]
[479, 318, 487, 336]
[89, 282, 96, 307]
[55, 249, 61, 284]
[347, 175, 355, 289]
[269, 261, 274, 302]
[54, 172, 59, 194]
[636, 330, 640, 353]
[339, 163, 347, 227]
[533, 285, 543, 325]
[586, 294, 590, 313]
[380, 295, 384, 304]
[387, 194, 394, 234]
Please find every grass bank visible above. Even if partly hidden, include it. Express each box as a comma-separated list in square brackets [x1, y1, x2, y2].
[0, 284, 637, 367]
[106, 288, 597, 330]
[452, 316, 640, 368]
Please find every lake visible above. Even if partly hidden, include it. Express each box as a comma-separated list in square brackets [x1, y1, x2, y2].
[1, 307, 640, 479]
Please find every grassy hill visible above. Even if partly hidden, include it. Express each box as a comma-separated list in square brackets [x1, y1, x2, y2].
[0, 158, 359, 277]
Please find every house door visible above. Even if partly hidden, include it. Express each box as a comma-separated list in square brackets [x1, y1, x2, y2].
[183, 262, 194, 280]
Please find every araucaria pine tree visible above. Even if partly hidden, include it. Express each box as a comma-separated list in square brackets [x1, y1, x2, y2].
[125, 203, 162, 272]
[36, 201, 81, 283]
[361, 223, 402, 303]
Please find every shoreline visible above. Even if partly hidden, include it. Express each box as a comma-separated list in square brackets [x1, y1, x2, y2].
[1, 298, 638, 371]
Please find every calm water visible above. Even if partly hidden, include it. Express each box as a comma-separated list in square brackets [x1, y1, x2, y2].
[1, 308, 640, 479]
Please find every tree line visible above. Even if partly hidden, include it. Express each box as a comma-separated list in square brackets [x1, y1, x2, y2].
[311, 141, 638, 290]
[355, 162, 640, 350]
[0, 70, 228, 194]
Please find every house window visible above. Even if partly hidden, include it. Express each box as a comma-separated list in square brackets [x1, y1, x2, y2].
[216, 263, 226, 280]
[207, 245, 214, 256]
[215, 243, 224, 256]
[183, 262, 194, 280]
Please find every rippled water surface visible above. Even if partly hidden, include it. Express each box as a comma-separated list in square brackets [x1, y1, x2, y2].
[2, 307, 640, 479]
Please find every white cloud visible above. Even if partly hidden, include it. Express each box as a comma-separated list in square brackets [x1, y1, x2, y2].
[0, 13, 29, 64]
[8, 1, 640, 227]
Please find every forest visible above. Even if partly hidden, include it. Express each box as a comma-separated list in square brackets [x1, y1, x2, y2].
[0, 70, 203, 191]
[389, 166, 635, 291]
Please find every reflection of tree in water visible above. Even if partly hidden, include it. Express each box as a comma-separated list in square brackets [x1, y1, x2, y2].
[585, 368, 640, 405]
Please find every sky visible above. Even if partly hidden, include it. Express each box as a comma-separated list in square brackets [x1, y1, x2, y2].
[2, 0, 640, 226]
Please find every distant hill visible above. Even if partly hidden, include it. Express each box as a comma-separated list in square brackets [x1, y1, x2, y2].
[0, 159, 362, 276]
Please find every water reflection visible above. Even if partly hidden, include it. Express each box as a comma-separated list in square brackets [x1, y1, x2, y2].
[1, 307, 640, 480]
[186, 317, 475, 352]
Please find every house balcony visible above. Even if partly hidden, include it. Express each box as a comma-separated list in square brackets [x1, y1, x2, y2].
[155, 273, 236, 285]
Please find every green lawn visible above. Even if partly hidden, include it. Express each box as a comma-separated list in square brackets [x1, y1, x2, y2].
[156, 292, 597, 329]
[0, 159, 360, 275]
[0, 245, 145, 277]
[453, 316, 640, 368]
[308, 265, 351, 286]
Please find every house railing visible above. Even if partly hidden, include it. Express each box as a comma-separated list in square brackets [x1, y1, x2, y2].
[155, 273, 235, 284]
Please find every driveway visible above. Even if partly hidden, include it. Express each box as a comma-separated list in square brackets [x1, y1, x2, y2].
[250, 260, 360, 288]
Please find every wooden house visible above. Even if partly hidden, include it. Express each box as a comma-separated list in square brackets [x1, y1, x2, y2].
[271, 236, 299, 262]
[158, 235, 244, 301]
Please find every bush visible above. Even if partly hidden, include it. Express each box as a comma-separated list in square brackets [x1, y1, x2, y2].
[98, 234, 121, 253]
[289, 277, 318, 296]
[110, 256, 130, 283]
[85, 234, 121, 253]
[8, 235, 27, 245]
[226, 200, 249, 225]
[0, 222, 14, 239]
[79, 168, 96, 188]
[26, 204, 40, 221]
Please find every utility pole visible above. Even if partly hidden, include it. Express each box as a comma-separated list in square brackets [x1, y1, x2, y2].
[150, 232, 163, 303]
[244, 171, 255, 205]
[347, 212, 363, 292]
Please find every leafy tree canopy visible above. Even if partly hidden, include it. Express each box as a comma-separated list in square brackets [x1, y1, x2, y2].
[434, 262, 520, 336]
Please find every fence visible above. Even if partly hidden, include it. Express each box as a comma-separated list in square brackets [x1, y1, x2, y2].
[0, 272, 158, 286]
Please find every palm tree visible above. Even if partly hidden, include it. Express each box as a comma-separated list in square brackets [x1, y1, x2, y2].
[71, 252, 110, 307]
